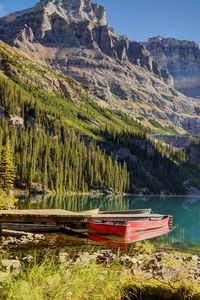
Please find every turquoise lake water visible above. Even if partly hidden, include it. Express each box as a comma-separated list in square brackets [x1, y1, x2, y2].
[19, 195, 200, 248]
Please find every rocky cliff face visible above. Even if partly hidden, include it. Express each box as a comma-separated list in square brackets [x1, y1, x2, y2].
[1, 0, 200, 134]
[0, 0, 167, 83]
[144, 36, 200, 98]
[187, 144, 200, 166]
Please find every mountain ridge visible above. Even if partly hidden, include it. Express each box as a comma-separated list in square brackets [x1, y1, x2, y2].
[2, 0, 107, 26]
[0, 0, 200, 134]
[144, 36, 200, 98]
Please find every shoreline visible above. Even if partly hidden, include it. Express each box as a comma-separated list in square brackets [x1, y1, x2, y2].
[15, 189, 198, 198]
[1, 228, 200, 254]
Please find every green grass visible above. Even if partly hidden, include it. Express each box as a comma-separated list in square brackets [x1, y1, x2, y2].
[1, 260, 124, 300]
[1, 247, 200, 300]
[148, 118, 178, 135]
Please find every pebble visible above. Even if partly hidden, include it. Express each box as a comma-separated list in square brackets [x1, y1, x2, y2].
[22, 255, 34, 263]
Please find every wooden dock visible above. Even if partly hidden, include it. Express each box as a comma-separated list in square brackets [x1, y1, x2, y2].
[0, 209, 94, 229]
[0, 209, 165, 234]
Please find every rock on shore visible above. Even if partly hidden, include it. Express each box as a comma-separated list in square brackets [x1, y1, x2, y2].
[1, 231, 45, 246]
[58, 248, 200, 283]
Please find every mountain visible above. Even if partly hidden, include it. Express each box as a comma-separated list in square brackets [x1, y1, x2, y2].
[0, 40, 200, 194]
[144, 36, 200, 98]
[1, 0, 200, 134]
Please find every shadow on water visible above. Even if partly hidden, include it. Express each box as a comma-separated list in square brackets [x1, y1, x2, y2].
[18, 194, 200, 250]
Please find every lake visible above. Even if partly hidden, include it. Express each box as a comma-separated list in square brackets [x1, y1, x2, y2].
[18, 195, 200, 249]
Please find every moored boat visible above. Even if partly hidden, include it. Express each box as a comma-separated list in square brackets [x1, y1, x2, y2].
[88, 214, 173, 237]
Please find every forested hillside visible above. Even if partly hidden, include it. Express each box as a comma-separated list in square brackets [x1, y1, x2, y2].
[0, 41, 199, 194]
[0, 77, 130, 193]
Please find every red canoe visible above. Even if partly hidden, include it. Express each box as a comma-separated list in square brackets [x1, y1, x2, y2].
[88, 225, 172, 248]
[88, 215, 172, 237]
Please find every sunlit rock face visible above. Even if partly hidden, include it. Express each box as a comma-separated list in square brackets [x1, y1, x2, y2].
[1, 0, 107, 25]
[144, 36, 200, 98]
[1, 1, 200, 134]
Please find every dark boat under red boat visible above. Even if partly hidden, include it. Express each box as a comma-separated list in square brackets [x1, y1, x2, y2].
[88, 215, 172, 237]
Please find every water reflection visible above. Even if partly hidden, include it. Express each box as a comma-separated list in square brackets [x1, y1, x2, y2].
[88, 225, 172, 250]
[19, 194, 200, 246]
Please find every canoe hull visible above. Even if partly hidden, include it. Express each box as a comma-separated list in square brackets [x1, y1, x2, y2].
[88, 216, 171, 237]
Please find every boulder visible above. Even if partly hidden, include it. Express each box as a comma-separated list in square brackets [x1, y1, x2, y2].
[1, 259, 21, 275]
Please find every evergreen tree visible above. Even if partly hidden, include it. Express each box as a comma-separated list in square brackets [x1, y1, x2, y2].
[0, 139, 16, 190]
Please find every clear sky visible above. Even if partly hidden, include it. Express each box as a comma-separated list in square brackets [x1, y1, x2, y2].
[0, 0, 200, 44]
